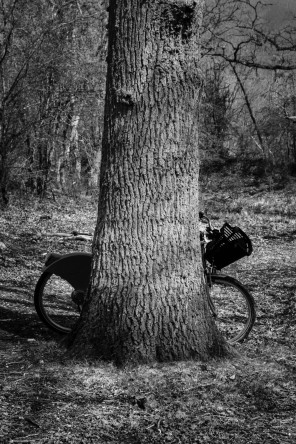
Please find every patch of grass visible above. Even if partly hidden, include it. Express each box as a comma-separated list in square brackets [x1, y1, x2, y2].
[1, 181, 296, 443]
[200, 173, 296, 238]
[1, 349, 295, 443]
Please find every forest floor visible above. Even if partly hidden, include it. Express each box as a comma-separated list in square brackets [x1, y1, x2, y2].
[0, 174, 296, 443]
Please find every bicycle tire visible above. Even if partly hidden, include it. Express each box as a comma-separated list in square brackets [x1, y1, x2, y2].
[34, 271, 82, 334]
[209, 275, 255, 344]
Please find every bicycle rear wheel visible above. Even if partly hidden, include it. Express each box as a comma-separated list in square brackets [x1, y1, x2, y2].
[209, 275, 255, 343]
[34, 272, 82, 334]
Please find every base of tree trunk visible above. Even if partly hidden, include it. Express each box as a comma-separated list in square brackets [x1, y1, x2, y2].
[66, 317, 232, 366]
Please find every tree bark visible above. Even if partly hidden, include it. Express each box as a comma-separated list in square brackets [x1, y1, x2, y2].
[69, 0, 226, 364]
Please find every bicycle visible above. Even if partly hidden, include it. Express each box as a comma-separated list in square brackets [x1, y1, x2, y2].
[199, 212, 255, 343]
[34, 234, 93, 334]
[34, 216, 256, 343]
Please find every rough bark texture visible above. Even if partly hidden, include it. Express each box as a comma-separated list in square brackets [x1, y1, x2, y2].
[69, 0, 226, 364]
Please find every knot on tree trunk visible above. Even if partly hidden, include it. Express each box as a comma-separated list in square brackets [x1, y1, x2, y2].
[159, 0, 198, 40]
[114, 88, 136, 106]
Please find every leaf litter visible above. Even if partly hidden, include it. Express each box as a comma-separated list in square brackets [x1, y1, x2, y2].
[0, 186, 296, 443]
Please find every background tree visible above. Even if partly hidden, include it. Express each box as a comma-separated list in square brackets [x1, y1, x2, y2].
[69, 0, 226, 365]
[199, 58, 236, 166]
[2, 0, 296, 204]
[199, 0, 296, 177]
[0, 0, 107, 204]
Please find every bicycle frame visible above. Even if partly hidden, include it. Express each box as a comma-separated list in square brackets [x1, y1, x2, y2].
[200, 238, 217, 316]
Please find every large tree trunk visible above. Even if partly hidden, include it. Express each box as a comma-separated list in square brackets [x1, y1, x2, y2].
[69, 0, 226, 364]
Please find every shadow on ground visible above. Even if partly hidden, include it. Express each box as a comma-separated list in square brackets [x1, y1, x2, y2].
[0, 286, 60, 342]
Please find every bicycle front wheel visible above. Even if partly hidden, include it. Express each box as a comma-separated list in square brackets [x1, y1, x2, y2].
[209, 275, 255, 344]
[34, 272, 82, 334]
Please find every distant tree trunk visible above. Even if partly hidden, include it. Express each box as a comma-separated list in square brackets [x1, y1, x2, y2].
[36, 144, 49, 196]
[71, 113, 81, 186]
[230, 63, 270, 164]
[69, 0, 226, 364]
[88, 147, 101, 190]
[0, 149, 9, 206]
[57, 97, 81, 191]
[59, 120, 71, 190]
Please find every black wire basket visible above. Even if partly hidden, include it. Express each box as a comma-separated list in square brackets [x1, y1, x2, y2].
[204, 223, 253, 270]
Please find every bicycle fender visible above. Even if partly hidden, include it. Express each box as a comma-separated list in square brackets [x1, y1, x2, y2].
[211, 273, 229, 279]
[43, 252, 92, 291]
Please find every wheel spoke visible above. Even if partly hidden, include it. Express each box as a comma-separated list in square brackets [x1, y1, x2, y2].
[209, 276, 255, 343]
